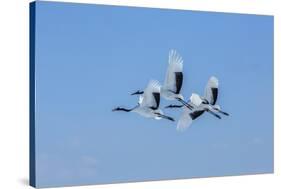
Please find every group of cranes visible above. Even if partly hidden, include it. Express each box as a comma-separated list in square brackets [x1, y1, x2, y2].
[112, 50, 229, 131]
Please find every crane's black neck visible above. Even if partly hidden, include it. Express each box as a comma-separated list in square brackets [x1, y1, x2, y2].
[113, 107, 133, 112]
[165, 104, 184, 108]
[131, 90, 144, 95]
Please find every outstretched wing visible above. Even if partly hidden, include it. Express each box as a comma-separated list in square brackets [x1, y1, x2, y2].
[204, 76, 219, 105]
[140, 80, 161, 109]
[190, 93, 203, 107]
[177, 106, 205, 131]
[177, 107, 193, 131]
[163, 50, 184, 94]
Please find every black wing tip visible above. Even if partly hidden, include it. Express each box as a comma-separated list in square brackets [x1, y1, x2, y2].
[175, 72, 183, 94]
[211, 88, 218, 105]
[152, 92, 160, 109]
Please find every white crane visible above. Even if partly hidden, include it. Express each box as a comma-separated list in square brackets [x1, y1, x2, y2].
[201, 76, 229, 116]
[131, 50, 193, 109]
[113, 80, 175, 122]
[166, 76, 229, 131]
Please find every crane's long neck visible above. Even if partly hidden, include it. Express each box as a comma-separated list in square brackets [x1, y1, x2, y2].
[112, 105, 139, 112]
[117, 108, 132, 112]
[165, 104, 184, 109]
[131, 90, 144, 95]
[113, 107, 134, 112]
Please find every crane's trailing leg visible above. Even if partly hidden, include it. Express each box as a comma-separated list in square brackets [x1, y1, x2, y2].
[154, 112, 175, 122]
[213, 107, 229, 116]
[205, 108, 221, 119]
[176, 98, 193, 110]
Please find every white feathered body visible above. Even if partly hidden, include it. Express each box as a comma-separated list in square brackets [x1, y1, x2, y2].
[132, 80, 164, 120]
[132, 107, 163, 120]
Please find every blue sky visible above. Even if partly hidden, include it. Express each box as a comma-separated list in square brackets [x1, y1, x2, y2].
[34, 1, 273, 187]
